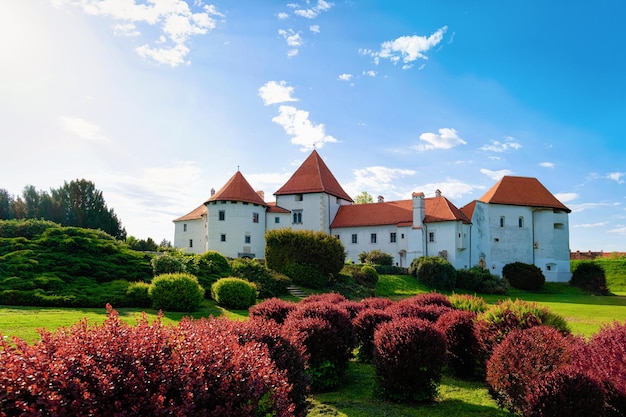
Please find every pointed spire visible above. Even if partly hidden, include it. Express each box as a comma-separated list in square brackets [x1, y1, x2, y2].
[205, 171, 267, 206]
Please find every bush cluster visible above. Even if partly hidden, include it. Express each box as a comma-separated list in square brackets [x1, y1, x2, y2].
[502, 261, 545, 291]
[570, 261, 609, 294]
[249, 297, 297, 324]
[230, 257, 291, 298]
[448, 293, 489, 313]
[210, 277, 257, 310]
[352, 265, 379, 288]
[353, 308, 393, 362]
[409, 256, 457, 291]
[149, 273, 205, 312]
[456, 267, 509, 294]
[282, 262, 329, 289]
[358, 249, 393, 265]
[436, 310, 479, 379]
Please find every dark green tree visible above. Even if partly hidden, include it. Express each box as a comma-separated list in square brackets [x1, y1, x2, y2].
[0, 189, 13, 219]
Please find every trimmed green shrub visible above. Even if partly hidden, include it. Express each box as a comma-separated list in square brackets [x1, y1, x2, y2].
[448, 293, 489, 313]
[124, 281, 151, 308]
[358, 249, 393, 265]
[211, 277, 257, 310]
[570, 261, 609, 294]
[186, 251, 232, 292]
[282, 262, 329, 289]
[409, 256, 457, 291]
[502, 261, 545, 291]
[352, 265, 379, 288]
[230, 257, 290, 298]
[149, 273, 205, 312]
[151, 252, 185, 276]
[373, 317, 447, 402]
[456, 267, 509, 294]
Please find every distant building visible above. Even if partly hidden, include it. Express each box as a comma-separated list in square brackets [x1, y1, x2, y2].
[173, 150, 571, 281]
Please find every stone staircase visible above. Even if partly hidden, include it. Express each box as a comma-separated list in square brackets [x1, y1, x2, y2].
[286, 285, 308, 298]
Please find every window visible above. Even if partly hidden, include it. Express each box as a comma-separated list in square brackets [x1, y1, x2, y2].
[189, 239, 193, 248]
[245, 235, 251, 244]
[274, 217, 280, 224]
[519, 216, 524, 228]
[401, 233, 405, 239]
[220, 234, 226, 242]
[429, 231, 435, 243]
[371, 233, 377, 244]
[500, 216, 505, 227]
[335, 234, 340, 240]
[183, 223, 187, 232]
[390, 232, 397, 243]
[554, 223, 564, 230]
[293, 210, 302, 224]
[295, 194, 303, 201]
[252, 212, 259, 223]
[219, 210, 225, 221]
[351, 234, 358, 244]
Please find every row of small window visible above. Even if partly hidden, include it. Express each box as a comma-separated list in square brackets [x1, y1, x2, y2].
[217, 211, 260, 223]
[500, 216, 525, 228]
[336, 232, 408, 244]
[187, 235, 252, 247]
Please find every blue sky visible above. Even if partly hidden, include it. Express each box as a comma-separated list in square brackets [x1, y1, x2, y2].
[1, 0, 625, 251]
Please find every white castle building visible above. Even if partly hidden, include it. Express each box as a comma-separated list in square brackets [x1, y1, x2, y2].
[173, 150, 571, 282]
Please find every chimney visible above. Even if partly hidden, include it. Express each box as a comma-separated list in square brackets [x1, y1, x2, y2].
[412, 192, 425, 228]
[378, 195, 384, 203]
[210, 188, 215, 196]
[256, 190, 265, 201]
[435, 189, 442, 197]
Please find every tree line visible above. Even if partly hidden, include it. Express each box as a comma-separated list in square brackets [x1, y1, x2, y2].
[0, 179, 126, 239]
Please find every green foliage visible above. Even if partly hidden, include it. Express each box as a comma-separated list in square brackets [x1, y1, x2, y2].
[358, 249, 393, 266]
[571, 258, 626, 292]
[151, 252, 186, 276]
[265, 229, 345, 282]
[149, 273, 205, 312]
[456, 267, 509, 294]
[230, 257, 290, 298]
[570, 261, 609, 294]
[354, 191, 374, 204]
[502, 262, 545, 291]
[409, 256, 457, 292]
[448, 293, 489, 313]
[282, 262, 329, 289]
[354, 265, 379, 289]
[210, 277, 257, 310]
[186, 251, 232, 292]
[124, 281, 151, 308]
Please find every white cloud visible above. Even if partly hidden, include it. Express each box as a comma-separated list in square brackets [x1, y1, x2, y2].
[310, 25, 320, 33]
[480, 136, 522, 152]
[54, 0, 223, 67]
[540, 162, 555, 168]
[410, 178, 484, 200]
[338, 73, 353, 81]
[554, 192, 579, 203]
[607, 172, 625, 183]
[278, 28, 302, 56]
[60, 116, 109, 143]
[362, 26, 447, 68]
[569, 202, 621, 213]
[346, 166, 416, 197]
[363, 70, 376, 77]
[413, 128, 466, 151]
[480, 168, 513, 181]
[293, 0, 333, 18]
[258, 81, 298, 106]
[272, 105, 337, 151]
[573, 222, 609, 228]
[608, 225, 626, 235]
[277, 12, 289, 19]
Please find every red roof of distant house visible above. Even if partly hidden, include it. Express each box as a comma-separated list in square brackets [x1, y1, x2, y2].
[478, 176, 570, 212]
[173, 204, 207, 222]
[331, 196, 470, 228]
[267, 202, 290, 213]
[205, 171, 267, 206]
[274, 150, 353, 202]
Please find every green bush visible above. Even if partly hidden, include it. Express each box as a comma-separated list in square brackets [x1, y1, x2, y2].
[211, 277, 257, 310]
[570, 261, 609, 294]
[149, 273, 205, 312]
[151, 252, 186, 276]
[125, 281, 151, 308]
[185, 251, 232, 293]
[502, 262, 545, 291]
[230, 257, 290, 298]
[456, 267, 509, 294]
[358, 249, 393, 266]
[353, 265, 379, 289]
[448, 293, 489, 313]
[409, 256, 457, 291]
[282, 262, 329, 289]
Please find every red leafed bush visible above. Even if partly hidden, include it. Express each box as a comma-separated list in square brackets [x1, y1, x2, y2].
[337, 300, 365, 319]
[283, 301, 355, 392]
[353, 308, 393, 363]
[409, 292, 453, 308]
[386, 298, 453, 322]
[373, 317, 447, 402]
[249, 297, 297, 324]
[523, 366, 605, 417]
[300, 292, 347, 304]
[486, 325, 577, 414]
[435, 310, 479, 379]
[571, 321, 626, 416]
[360, 297, 394, 310]
[0, 305, 295, 417]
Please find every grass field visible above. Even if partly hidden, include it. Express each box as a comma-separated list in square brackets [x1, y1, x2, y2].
[1, 275, 624, 417]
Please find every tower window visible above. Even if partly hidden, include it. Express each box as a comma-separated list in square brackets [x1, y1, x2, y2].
[219, 210, 225, 221]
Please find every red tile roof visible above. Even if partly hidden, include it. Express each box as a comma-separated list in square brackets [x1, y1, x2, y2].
[274, 150, 353, 202]
[173, 204, 207, 222]
[478, 176, 570, 213]
[460, 200, 477, 221]
[331, 196, 470, 228]
[205, 171, 267, 206]
[267, 202, 290, 213]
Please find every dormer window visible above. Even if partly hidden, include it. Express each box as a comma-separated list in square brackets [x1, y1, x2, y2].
[295, 194, 303, 201]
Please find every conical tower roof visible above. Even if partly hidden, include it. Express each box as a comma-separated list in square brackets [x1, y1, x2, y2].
[478, 176, 570, 212]
[205, 171, 267, 206]
[274, 150, 353, 202]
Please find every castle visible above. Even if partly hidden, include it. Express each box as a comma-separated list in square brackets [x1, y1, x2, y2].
[173, 150, 571, 281]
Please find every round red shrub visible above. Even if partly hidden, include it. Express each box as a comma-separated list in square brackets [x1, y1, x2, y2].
[386, 298, 453, 322]
[300, 292, 347, 304]
[360, 297, 394, 310]
[337, 300, 365, 319]
[486, 325, 576, 414]
[524, 366, 605, 417]
[410, 292, 453, 308]
[435, 310, 479, 379]
[249, 297, 297, 324]
[353, 308, 393, 362]
[373, 317, 447, 402]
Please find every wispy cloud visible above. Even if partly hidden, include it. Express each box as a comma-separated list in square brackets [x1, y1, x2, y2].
[480, 136, 522, 152]
[573, 222, 609, 228]
[608, 225, 626, 235]
[413, 128, 466, 151]
[569, 201, 621, 213]
[278, 28, 303, 56]
[480, 168, 513, 181]
[309, 25, 320, 33]
[346, 166, 416, 197]
[539, 162, 555, 168]
[409, 178, 485, 200]
[54, 0, 223, 67]
[554, 192, 579, 203]
[360, 26, 447, 69]
[60, 116, 109, 143]
[338, 73, 353, 81]
[292, 0, 333, 18]
[363, 70, 376, 77]
[259, 80, 298, 105]
[607, 172, 625, 183]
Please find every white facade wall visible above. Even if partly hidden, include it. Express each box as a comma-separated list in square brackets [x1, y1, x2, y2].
[332, 225, 409, 266]
[173, 217, 206, 255]
[275, 192, 351, 234]
[424, 221, 471, 270]
[206, 201, 266, 258]
[533, 209, 571, 282]
[266, 212, 291, 231]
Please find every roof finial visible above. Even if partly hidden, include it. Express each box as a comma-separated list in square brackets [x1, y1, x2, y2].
[237, 165, 240, 172]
